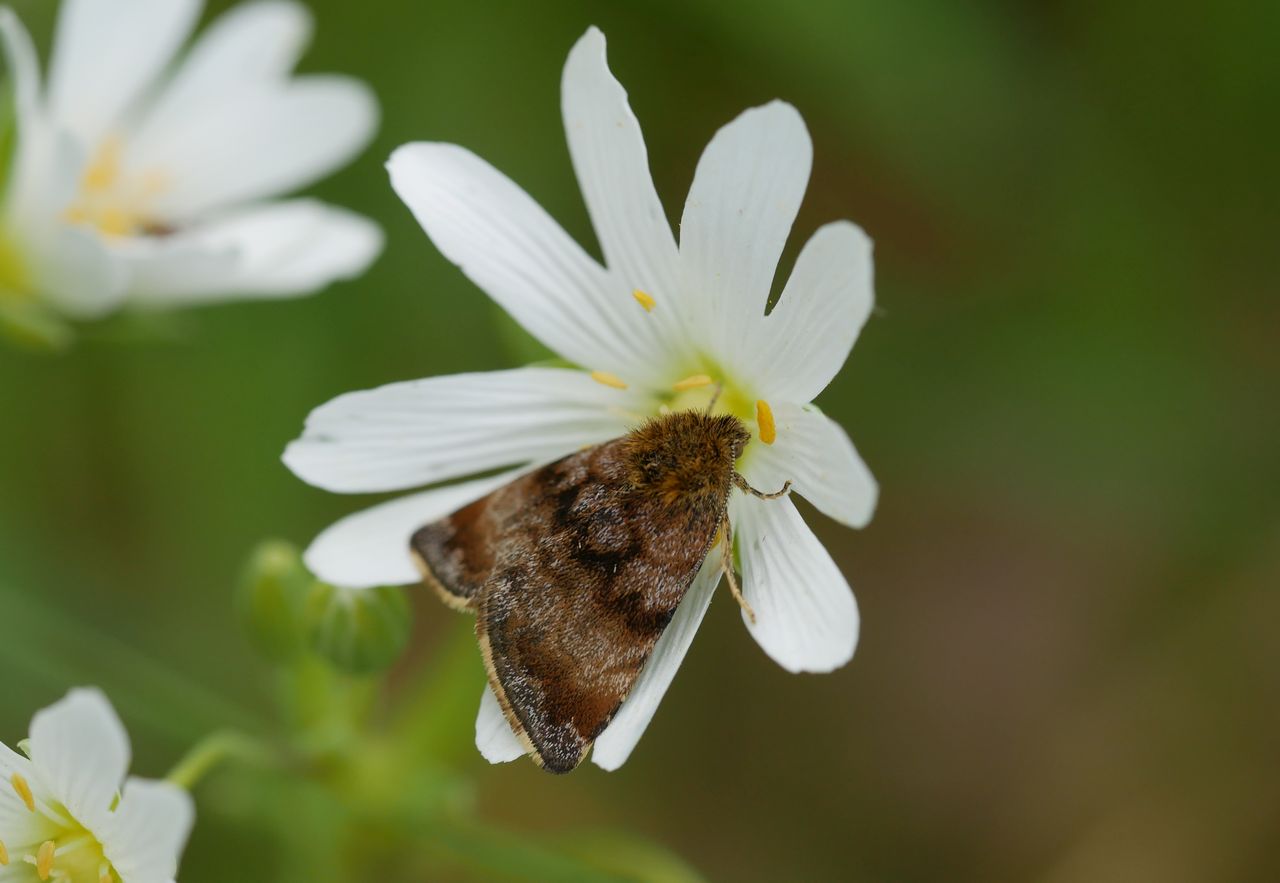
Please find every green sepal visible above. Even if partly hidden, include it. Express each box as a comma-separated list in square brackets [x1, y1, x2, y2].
[305, 583, 413, 676]
[236, 540, 314, 664]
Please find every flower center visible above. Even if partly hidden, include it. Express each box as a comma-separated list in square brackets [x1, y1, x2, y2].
[586, 287, 777, 454]
[3, 774, 118, 883]
[62, 137, 170, 239]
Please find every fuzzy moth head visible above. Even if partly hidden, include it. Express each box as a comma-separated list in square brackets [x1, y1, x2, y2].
[622, 411, 750, 506]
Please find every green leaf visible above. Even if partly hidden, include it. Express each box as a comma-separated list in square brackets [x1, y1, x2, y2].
[0, 584, 264, 742]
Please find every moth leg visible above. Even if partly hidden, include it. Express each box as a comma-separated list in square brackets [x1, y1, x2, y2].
[732, 473, 793, 500]
[704, 381, 724, 414]
[719, 516, 757, 624]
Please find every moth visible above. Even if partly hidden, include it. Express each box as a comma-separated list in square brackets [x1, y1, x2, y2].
[409, 408, 790, 773]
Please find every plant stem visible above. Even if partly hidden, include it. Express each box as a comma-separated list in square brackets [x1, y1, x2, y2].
[165, 730, 275, 790]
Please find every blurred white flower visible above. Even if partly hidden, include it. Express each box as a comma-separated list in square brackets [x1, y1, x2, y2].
[284, 27, 877, 769]
[0, 0, 382, 329]
[0, 688, 193, 883]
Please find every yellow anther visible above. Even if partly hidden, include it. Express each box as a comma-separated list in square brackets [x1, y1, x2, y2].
[0, 837, 8, 865]
[37, 840, 55, 880]
[632, 289, 656, 312]
[672, 374, 713, 391]
[755, 400, 776, 445]
[11, 773, 35, 812]
[95, 208, 135, 238]
[590, 371, 627, 390]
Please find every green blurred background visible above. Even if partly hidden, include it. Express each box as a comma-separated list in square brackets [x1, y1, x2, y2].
[2, 0, 1277, 880]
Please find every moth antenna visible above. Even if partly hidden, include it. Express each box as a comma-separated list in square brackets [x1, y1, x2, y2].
[719, 517, 756, 623]
[704, 382, 724, 415]
[732, 473, 792, 500]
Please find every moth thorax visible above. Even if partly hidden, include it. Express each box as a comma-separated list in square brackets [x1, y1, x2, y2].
[624, 411, 750, 505]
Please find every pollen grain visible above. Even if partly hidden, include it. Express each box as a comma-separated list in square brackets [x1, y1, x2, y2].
[632, 289, 656, 311]
[755, 400, 777, 445]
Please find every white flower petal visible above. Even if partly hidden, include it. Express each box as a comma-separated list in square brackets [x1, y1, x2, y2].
[283, 367, 639, 493]
[47, 0, 201, 145]
[141, 0, 313, 131]
[592, 554, 720, 770]
[731, 495, 859, 673]
[679, 100, 812, 364]
[748, 221, 874, 403]
[0, 8, 39, 146]
[0, 13, 66, 224]
[304, 468, 526, 589]
[98, 778, 194, 883]
[134, 76, 378, 220]
[475, 686, 525, 764]
[561, 27, 685, 357]
[387, 143, 658, 382]
[121, 200, 382, 305]
[0, 745, 61, 850]
[34, 225, 129, 319]
[742, 401, 877, 529]
[28, 689, 130, 821]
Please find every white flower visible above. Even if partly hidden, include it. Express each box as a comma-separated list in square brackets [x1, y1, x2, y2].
[0, 689, 193, 883]
[0, 0, 382, 326]
[283, 27, 877, 770]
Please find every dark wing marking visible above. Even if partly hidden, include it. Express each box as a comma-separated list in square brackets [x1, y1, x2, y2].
[412, 488, 514, 612]
[474, 439, 730, 773]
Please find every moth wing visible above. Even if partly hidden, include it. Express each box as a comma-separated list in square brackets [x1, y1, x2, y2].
[475, 440, 726, 773]
[411, 481, 521, 612]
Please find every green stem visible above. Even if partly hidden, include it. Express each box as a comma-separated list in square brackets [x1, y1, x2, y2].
[165, 731, 275, 790]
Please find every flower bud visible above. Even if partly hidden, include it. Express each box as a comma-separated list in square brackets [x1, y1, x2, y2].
[236, 540, 313, 664]
[304, 583, 412, 676]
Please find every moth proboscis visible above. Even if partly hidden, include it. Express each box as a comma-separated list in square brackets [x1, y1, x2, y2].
[410, 409, 789, 773]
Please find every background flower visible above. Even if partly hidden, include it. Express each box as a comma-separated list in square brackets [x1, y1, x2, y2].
[0, 0, 382, 343]
[0, 688, 193, 883]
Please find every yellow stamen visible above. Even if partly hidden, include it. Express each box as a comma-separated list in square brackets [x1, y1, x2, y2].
[0, 837, 8, 865]
[37, 840, 55, 880]
[632, 289, 656, 311]
[94, 208, 135, 239]
[755, 399, 776, 445]
[11, 773, 35, 812]
[672, 374, 713, 391]
[590, 370, 627, 390]
[99, 862, 112, 883]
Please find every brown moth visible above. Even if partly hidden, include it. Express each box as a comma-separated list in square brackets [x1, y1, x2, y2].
[409, 408, 789, 773]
